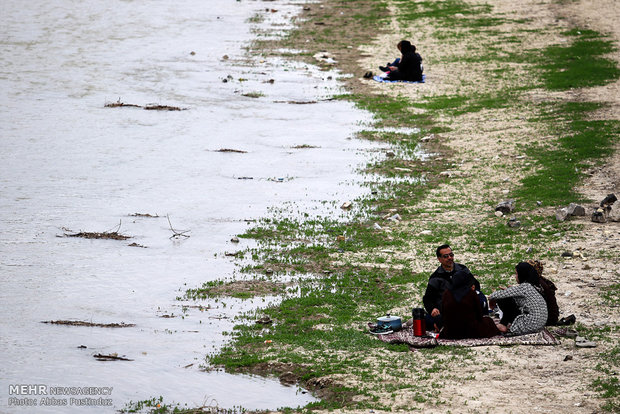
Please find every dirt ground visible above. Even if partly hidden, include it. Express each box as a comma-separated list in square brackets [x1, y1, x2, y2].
[310, 0, 620, 412]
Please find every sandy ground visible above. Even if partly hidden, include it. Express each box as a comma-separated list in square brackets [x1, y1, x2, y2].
[341, 0, 620, 412]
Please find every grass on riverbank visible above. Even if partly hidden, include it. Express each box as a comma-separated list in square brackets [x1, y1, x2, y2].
[181, 0, 620, 411]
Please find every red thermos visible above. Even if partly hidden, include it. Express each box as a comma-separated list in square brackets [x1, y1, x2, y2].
[412, 308, 426, 337]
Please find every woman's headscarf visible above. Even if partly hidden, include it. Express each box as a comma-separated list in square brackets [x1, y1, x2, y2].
[516, 262, 542, 287]
[525, 259, 544, 278]
[449, 270, 475, 302]
[398, 40, 413, 54]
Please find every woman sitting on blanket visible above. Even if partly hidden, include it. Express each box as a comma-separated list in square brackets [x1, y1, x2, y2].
[381, 40, 423, 82]
[440, 270, 500, 339]
[488, 262, 548, 335]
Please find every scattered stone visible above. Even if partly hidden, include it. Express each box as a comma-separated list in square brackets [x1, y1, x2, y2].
[256, 316, 272, 325]
[419, 230, 432, 235]
[555, 207, 569, 222]
[536, 201, 542, 206]
[565, 291, 572, 297]
[231, 236, 240, 243]
[313, 52, 336, 64]
[373, 223, 382, 230]
[592, 207, 608, 223]
[526, 247, 533, 253]
[78, 345, 87, 349]
[190, 51, 196, 55]
[507, 218, 521, 228]
[561, 251, 574, 258]
[222, 55, 229, 60]
[336, 235, 346, 241]
[567, 203, 586, 216]
[387, 214, 401, 222]
[575, 336, 597, 348]
[363, 71, 373, 79]
[600, 193, 617, 207]
[495, 199, 515, 214]
[563, 355, 573, 361]
[386, 151, 396, 158]
[495, 211, 504, 217]
[592, 193, 617, 223]
[341, 201, 352, 210]
[265, 268, 274, 275]
[583, 264, 591, 270]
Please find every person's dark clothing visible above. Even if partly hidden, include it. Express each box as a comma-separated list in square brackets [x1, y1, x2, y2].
[386, 51, 423, 81]
[497, 297, 521, 326]
[386, 41, 423, 82]
[539, 276, 559, 325]
[440, 289, 500, 339]
[423, 263, 481, 315]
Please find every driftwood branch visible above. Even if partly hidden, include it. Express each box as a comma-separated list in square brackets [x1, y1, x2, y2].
[63, 220, 130, 240]
[167, 215, 190, 239]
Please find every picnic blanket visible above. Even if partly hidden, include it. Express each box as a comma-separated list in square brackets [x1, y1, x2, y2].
[373, 74, 426, 84]
[370, 325, 560, 348]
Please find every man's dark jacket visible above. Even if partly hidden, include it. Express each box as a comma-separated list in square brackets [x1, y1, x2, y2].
[422, 263, 481, 314]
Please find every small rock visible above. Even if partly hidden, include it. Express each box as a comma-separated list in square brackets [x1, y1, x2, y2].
[256, 316, 272, 325]
[230, 236, 240, 243]
[373, 223, 382, 230]
[387, 214, 401, 222]
[563, 355, 573, 361]
[565, 291, 572, 297]
[265, 268, 274, 275]
[592, 275, 600, 280]
[592, 207, 609, 223]
[495, 199, 515, 214]
[386, 151, 395, 158]
[336, 235, 346, 241]
[341, 201, 352, 210]
[600, 193, 617, 207]
[536, 201, 542, 206]
[526, 247, 533, 253]
[78, 345, 87, 349]
[222, 55, 229, 60]
[507, 218, 521, 228]
[190, 51, 196, 55]
[556, 207, 569, 222]
[567, 203, 586, 216]
[419, 230, 432, 235]
[561, 251, 574, 258]
[583, 264, 591, 270]
[495, 211, 504, 217]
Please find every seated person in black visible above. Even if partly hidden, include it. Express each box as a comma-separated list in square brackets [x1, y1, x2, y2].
[383, 40, 423, 82]
[440, 270, 500, 339]
[422, 244, 486, 331]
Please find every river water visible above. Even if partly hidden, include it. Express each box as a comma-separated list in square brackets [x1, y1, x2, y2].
[0, 0, 384, 412]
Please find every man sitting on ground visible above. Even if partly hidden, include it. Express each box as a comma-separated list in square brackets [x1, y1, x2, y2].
[422, 244, 486, 331]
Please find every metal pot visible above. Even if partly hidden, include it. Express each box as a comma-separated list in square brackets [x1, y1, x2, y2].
[376, 314, 402, 331]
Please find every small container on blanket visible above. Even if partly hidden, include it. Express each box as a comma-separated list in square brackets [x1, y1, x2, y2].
[412, 308, 426, 337]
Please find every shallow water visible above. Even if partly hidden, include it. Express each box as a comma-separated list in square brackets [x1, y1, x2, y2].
[0, 0, 385, 412]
